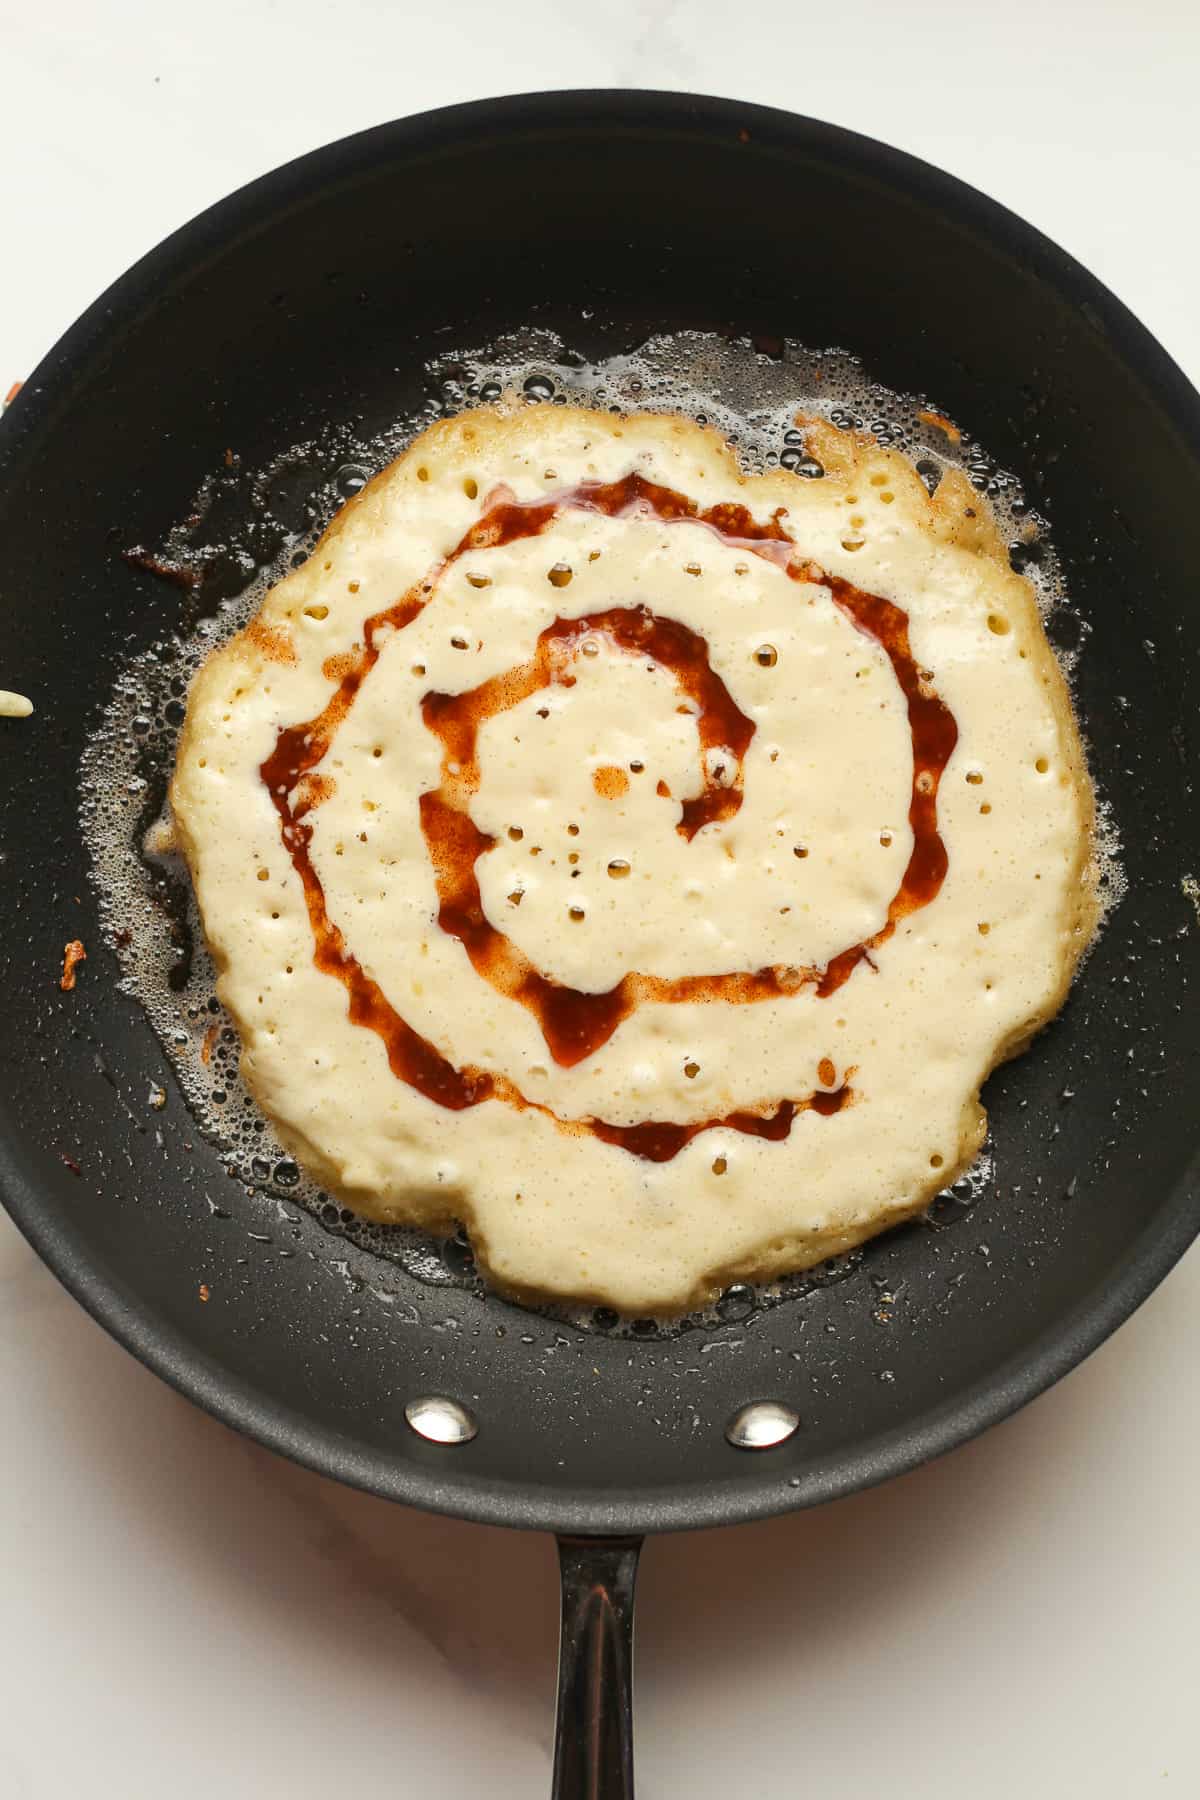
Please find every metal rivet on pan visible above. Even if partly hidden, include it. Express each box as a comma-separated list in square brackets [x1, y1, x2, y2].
[404, 1395, 478, 1445]
[725, 1400, 800, 1450]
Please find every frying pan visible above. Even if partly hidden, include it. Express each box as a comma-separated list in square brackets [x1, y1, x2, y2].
[1, 91, 1197, 1798]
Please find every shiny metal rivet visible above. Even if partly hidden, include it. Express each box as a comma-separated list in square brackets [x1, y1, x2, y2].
[404, 1395, 478, 1445]
[725, 1400, 800, 1450]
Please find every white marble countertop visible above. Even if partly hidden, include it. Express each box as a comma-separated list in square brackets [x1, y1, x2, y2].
[2, 4, 1198, 1794]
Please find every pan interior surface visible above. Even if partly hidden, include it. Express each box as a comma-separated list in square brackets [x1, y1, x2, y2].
[0, 93, 1196, 1534]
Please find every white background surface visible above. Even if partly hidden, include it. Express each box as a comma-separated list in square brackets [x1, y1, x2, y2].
[1, 3, 1197, 1794]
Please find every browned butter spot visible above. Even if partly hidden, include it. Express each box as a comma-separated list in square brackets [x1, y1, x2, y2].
[592, 764, 630, 800]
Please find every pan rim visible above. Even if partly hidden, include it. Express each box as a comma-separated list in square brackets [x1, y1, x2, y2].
[2, 87, 1198, 1536]
[3, 1115, 1197, 1533]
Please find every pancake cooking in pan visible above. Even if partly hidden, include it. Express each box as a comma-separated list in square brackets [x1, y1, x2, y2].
[172, 405, 1097, 1314]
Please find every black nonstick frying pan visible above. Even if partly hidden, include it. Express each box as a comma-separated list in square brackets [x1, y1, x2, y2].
[1, 91, 1198, 1798]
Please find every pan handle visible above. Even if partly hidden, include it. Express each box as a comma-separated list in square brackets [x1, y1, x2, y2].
[552, 1535, 643, 1800]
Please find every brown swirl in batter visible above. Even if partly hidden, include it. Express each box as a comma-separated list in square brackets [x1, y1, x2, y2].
[259, 469, 957, 1158]
[420, 605, 803, 1066]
